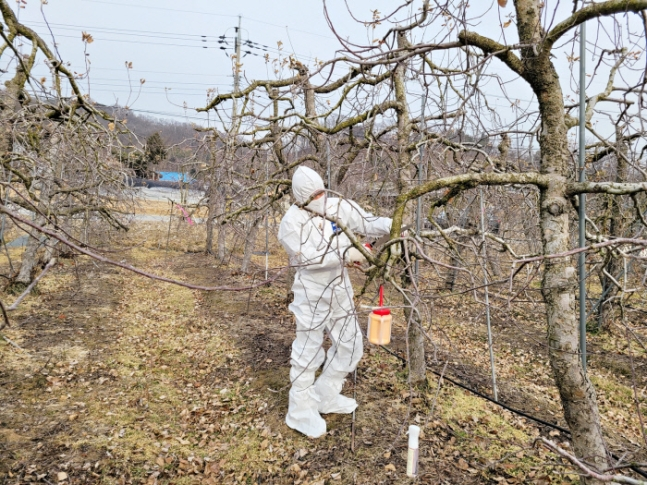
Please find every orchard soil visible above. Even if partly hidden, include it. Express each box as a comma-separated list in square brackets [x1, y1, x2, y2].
[1, 217, 647, 484]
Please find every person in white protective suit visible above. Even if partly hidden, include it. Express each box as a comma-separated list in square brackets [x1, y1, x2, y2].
[278, 166, 392, 438]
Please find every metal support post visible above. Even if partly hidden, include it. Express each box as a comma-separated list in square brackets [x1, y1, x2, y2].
[265, 155, 269, 281]
[326, 138, 331, 190]
[578, 22, 587, 371]
[480, 187, 498, 401]
[415, 94, 425, 280]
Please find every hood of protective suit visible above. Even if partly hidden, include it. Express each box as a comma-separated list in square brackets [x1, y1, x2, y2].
[292, 166, 325, 205]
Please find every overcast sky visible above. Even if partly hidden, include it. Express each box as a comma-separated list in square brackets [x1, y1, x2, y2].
[4, 0, 644, 143]
[9, 0, 400, 124]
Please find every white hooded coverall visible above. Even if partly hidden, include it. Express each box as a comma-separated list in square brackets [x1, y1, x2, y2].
[278, 166, 392, 438]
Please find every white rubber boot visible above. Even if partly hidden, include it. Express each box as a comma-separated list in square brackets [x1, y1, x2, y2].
[285, 387, 327, 438]
[315, 371, 357, 414]
[318, 394, 357, 414]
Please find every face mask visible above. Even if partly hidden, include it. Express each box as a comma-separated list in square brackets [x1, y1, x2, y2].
[306, 197, 326, 215]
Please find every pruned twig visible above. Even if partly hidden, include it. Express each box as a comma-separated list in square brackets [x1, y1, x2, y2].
[7, 258, 56, 311]
[538, 438, 647, 484]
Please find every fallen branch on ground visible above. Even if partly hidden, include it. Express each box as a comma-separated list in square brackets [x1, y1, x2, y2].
[7, 258, 57, 311]
[538, 438, 647, 484]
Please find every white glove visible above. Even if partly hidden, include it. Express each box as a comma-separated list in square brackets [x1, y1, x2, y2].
[345, 244, 372, 265]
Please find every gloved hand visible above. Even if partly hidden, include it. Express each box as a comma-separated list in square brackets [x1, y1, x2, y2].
[345, 243, 372, 266]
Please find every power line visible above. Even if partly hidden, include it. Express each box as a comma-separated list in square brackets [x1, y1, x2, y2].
[70, 0, 329, 61]
[66, 66, 231, 78]
[78, 0, 335, 40]
[67, 87, 216, 97]
[87, 84, 227, 93]
[14, 81, 221, 97]
[74, 77, 232, 87]
[0, 72, 233, 90]
[29, 25, 317, 61]
[218, 35, 316, 62]
[28, 20, 213, 41]
[80, 0, 238, 19]
[120, 107, 210, 122]
[31, 30, 215, 49]
[244, 17, 335, 41]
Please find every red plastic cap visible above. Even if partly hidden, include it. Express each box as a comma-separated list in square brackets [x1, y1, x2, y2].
[372, 307, 391, 316]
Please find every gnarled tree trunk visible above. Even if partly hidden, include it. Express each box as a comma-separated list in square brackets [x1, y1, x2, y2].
[395, 32, 427, 387]
[514, 0, 608, 476]
[16, 174, 52, 286]
[241, 215, 262, 274]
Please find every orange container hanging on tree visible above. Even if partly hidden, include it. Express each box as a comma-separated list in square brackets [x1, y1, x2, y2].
[368, 285, 392, 345]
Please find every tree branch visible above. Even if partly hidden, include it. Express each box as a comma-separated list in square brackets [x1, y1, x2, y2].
[398, 171, 548, 204]
[7, 258, 56, 311]
[567, 181, 647, 196]
[544, 0, 647, 50]
[198, 77, 302, 112]
[458, 30, 525, 78]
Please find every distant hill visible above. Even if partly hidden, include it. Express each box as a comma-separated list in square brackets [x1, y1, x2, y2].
[104, 106, 201, 146]
[102, 105, 211, 171]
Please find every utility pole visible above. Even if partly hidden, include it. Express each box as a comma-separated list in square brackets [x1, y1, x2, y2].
[216, 16, 242, 262]
[578, 23, 587, 371]
[232, 15, 242, 120]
